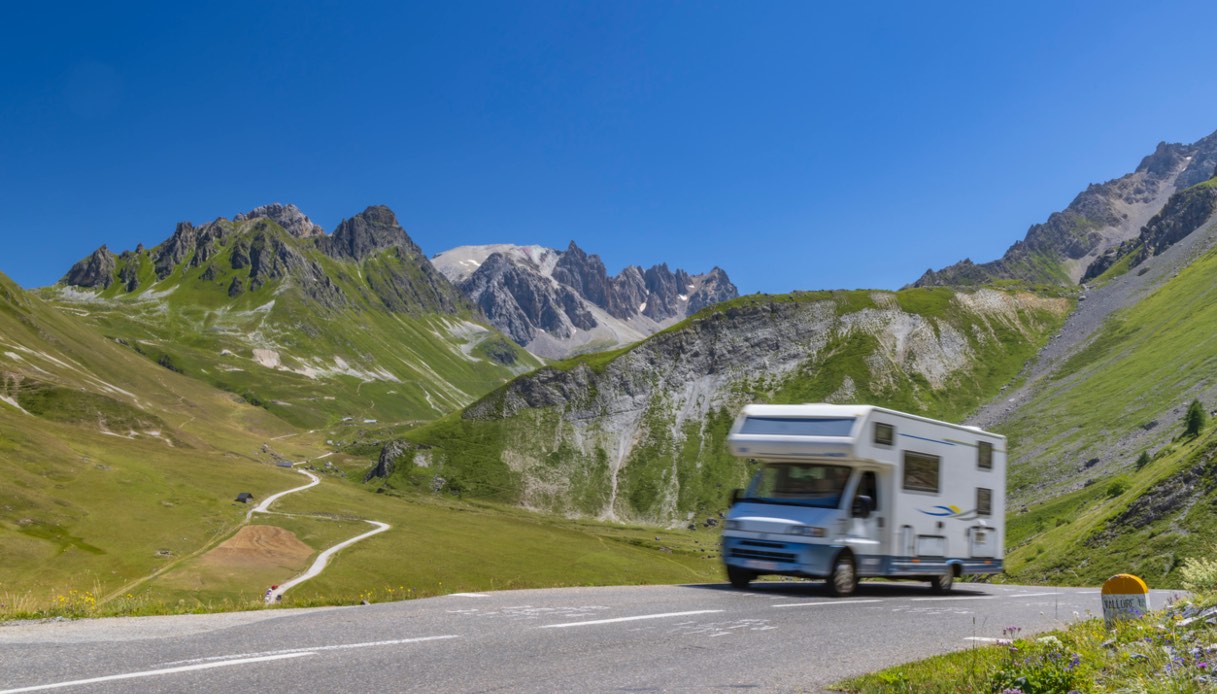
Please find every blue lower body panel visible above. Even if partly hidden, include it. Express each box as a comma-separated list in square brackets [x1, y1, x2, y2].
[722, 536, 1003, 578]
[885, 557, 1004, 576]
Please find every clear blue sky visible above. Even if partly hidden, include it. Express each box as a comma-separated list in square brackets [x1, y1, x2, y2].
[4, 1, 1217, 294]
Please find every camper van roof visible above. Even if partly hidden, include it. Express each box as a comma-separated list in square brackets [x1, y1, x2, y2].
[738, 403, 1003, 439]
[741, 403, 874, 419]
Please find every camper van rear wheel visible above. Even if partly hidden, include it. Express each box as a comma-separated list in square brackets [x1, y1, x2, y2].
[727, 566, 755, 589]
[827, 553, 856, 596]
[930, 566, 954, 594]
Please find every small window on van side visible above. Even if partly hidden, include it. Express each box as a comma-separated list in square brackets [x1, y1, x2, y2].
[978, 441, 993, 470]
[874, 422, 894, 446]
[902, 452, 940, 493]
[977, 487, 992, 516]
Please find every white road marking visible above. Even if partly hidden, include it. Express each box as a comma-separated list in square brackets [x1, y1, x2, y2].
[449, 593, 491, 598]
[771, 600, 883, 608]
[541, 610, 723, 629]
[161, 635, 462, 666]
[910, 596, 996, 602]
[0, 653, 311, 693]
[963, 637, 1009, 643]
[1014, 592, 1061, 598]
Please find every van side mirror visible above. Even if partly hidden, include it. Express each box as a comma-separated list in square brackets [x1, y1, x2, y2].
[852, 495, 874, 519]
[730, 488, 743, 506]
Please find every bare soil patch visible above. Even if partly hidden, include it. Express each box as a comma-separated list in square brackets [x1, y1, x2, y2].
[198, 524, 313, 573]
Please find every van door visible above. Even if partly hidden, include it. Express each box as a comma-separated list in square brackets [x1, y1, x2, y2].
[848, 470, 888, 576]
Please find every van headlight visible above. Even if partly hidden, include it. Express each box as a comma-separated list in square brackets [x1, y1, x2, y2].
[725, 520, 742, 531]
[788, 525, 825, 538]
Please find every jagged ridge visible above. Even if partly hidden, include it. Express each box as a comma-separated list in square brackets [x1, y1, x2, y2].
[50, 204, 540, 428]
[433, 242, 738, 358]
[914, 131, 1217, 288]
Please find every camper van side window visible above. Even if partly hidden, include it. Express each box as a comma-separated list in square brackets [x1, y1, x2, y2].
[874, 422, 894, 446]
[977, 487, 992, 516]
[902, 452, 940, 493]
[978, 441, 993, 470]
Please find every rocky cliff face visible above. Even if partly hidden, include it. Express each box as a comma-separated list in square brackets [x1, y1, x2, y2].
[433, 242, 739, 358]
[319, 205, 419, 261]
[386, 288, 1069, 522]
[62, 246, 116, 289]
[459, 251, 595, 344]
[915, 130, 1217, 288]
[1083, 177, 1217, 281]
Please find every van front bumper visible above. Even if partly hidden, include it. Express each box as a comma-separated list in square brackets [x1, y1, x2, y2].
[721, 536, 840, 578]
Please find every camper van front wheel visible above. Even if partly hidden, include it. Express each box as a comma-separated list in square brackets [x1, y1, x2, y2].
[827, 553, 857, 596]
[930, 566, 954, 594]
[727, 566, 755, 589]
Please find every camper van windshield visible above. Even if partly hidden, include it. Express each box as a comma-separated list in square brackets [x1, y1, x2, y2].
[743, 463, 853, 508]
[737, 416, 856, 437]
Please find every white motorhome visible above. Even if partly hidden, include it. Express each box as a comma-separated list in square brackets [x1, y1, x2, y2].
[721, 404, 1005, 595]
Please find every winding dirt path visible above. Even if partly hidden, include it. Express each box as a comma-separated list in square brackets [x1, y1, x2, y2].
[250, 462, 391, 604]
[266, 521, 390, 602]
[246, 468, 320, 521]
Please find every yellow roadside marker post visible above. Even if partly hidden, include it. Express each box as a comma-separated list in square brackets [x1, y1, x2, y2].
[1101, 573, 1149, 627]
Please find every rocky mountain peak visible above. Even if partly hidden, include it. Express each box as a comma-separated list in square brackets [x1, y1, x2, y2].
[552, 241, 610, 307]
[688, 266, 739, 313]
[1136, 141, 1194, 177]
[913, 129, 1217, 288]
[61, 245, 117, 289]
[459, 252, 595, 345]
[434, 241, 739, 358]
[236, 203, 324, 238]
[321, 205, 420, 261]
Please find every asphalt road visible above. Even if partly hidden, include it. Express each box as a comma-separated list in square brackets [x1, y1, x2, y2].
[0, 582, 1180, 693]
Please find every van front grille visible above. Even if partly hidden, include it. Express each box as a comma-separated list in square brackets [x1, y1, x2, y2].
[731, 542, 797, 563]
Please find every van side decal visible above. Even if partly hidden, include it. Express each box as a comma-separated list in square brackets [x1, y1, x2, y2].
[919, 505, 980, 521]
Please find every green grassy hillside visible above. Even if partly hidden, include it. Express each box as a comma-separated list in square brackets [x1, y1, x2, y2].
[1003, 428, 1217, 588]
[1001, 232, 1217, 505]
[995, 233, 1217, 587]
[0, 270, 322, 603]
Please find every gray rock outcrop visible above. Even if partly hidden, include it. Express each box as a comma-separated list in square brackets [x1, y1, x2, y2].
[460, 252, 595, 344]
[320, 205, 418, 261]
[1083, 176, 1217, 281]
[365, 439, 415, 481]
[62, 245, 117, 289]
[236, 203, 324, 238]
